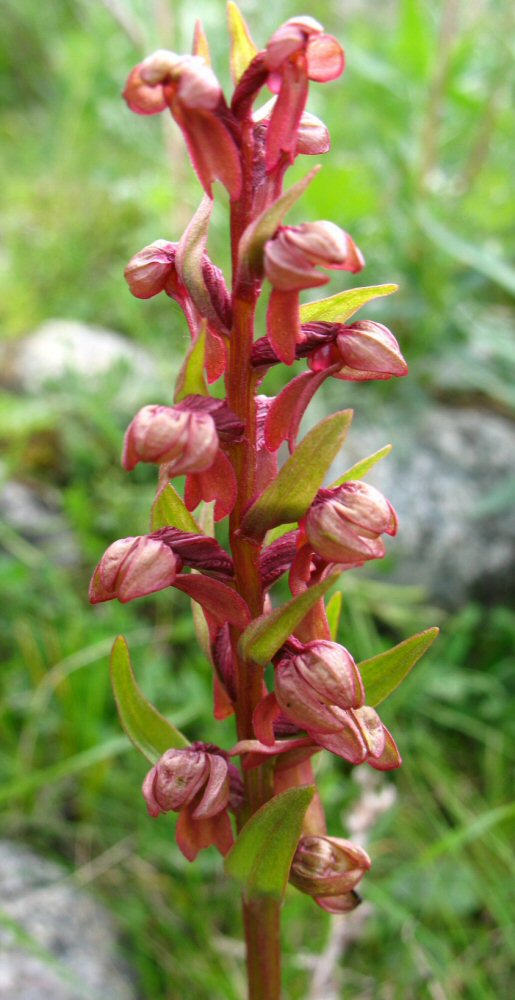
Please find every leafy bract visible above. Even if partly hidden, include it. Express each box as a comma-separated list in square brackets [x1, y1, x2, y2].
[238, 168, 320, 279]
[174, 325, 209, 402]
[227, 1, 258, 83]
[151, 484, 202, 533]
[330, 444, 392, 488]
[110, 636, 189, 763]
[300, 283, 398, 324]
[326, 591, 343, 641]
[224, 786, 315, 900]
[359, 627, 439, 706]
[239, 573, 340, 665]
[176, 195, 213, 319]
[242, 410, 353, 539]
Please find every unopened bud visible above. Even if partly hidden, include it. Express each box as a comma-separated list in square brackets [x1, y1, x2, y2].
[89, 535, 179, 604]
[142, 746, 230, 818]
[308, 320, 408, 381]
[274, 640, 365, 733]
[122, 405, 218, 475]
[290, 835, 371, 897]
[305, 481, 398, 566]
[124, 240, 178, 299]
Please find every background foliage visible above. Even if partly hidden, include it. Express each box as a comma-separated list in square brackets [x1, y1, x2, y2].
[1, 1, 514, 997]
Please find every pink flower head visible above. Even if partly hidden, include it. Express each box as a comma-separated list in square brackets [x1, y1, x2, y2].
[262, 17, 344, 171]
[88, 535, 179, 604]
[304, 481, 398, 566]
[142, 745, 237, 860]
[264, 222, 364, 365]
[122, 405, 218, 476]
[307, 320, 408, 381]
[124, 51, 241, 198]
[273, 640, 365, 734]
[290, 835, 371, 908]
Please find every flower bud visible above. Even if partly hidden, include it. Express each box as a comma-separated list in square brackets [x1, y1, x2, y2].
[143, 748, 210, 817]
[139, 51, 221, 110]
[308, 320, 408, 381]
[122, 405, 218, 475]
[124, 240, 178, 299]
[290, 835, 371, 897]
[296, 110, 330, 155]
[89, 535, 179, 604]
[264, 222, 364, 292]
[305, 481, 398, 566]
[274, 640, 365, 733]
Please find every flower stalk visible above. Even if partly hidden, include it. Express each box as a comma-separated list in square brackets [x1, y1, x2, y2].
[90, 7, 438, 998]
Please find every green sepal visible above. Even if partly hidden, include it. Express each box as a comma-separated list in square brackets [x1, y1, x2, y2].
[300, 283, 398, 325]
[241, 410, 353, 539]
[326, 591, 343, 640]
[224, 786, 315, 901]
[110, 636, 189, 763]
[227, 1, 258, 83]
[174, 324, 209, 402]
[151, 483, 202, 533]
[359, 627, 440, 707]
[238, 168, 320, 280]
[330, 444, 392, 488]
[239, 573, 340, 665]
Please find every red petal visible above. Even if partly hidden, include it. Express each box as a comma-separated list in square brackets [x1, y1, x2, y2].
[252, 692, 281, 746]
[367, 725, 402, 771]
[192, 450, 237, 520]
[174, 573, 251, 628]
[265, 368, 331, 451]
[205, 324, 227, 383]
[266, 288, 300, 365]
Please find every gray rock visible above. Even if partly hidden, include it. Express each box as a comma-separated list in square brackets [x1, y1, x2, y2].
[0, 481, 80, 567]
[336, 404, 515, 607]
[0, 840, 136, 1000]
[0, 319, 155, 392]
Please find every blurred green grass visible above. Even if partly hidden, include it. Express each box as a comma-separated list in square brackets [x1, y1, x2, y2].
[1, 1, 514, 997]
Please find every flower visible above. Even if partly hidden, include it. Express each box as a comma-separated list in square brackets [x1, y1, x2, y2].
[88, 535, 179, 604]
[123, 240, 179, 300]
[307, 320, 408, 381]
[304, 481, 398, 566]
[122, 405, 219, 475]
[142, 745, 239, 860]
[290, 835, 371, 913]
[124, 51, 241, 198]
[273, 640, 365, 733]
[264, 222, 364, 365]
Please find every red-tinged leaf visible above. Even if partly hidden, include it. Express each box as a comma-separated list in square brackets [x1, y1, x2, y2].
[176, 196, 213, 319]
[239, 572, 340, 665]
[174, 324, 209, 402]
[358, 627, 440, 707]
[253, 692, 280, 746]
[227, 1, 258, 84]
[330, 444, 392, 488]
[265, 369, 331, 452]
[224, 786, 315, 900]
[186, 449, 237, 521]
[238, 167, 320, 280]
[192, 19, 211, 63]
[151, 483, 202, 533]
[266, 288, 299, 365]
[205, 324, 227, 383]
[174, 574, 251, 629]
[241, 410, 353, 539]
[110, 636, 189, 763]
[214, 673, 234, 720]
[174, 103, 242, 200]
[300, 283, 398, 325]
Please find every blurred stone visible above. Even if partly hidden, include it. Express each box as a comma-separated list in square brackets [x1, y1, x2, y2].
[0, 840, 136, 1000]
[339, 405, 515, 607]
[0, 481, 80, 567]
[0, 319, 155, 392]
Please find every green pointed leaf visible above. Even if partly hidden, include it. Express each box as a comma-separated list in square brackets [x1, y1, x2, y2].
[176, 195, 214, 319]
[224, 786, 314, 900]
[174, 325, 209, 402]
[330, 444, 392, 488]
[110, 636, 189, 763]
[300, 283, 398, 325]
[227, 1, 258, 83]
[359, 627, 439, 707]
[239, 168, 320, 279]
[326, 591, 343, 641]
[241, 410, 353, 539]
[151, 484, 202, 533]
[239, 573, 340, 665]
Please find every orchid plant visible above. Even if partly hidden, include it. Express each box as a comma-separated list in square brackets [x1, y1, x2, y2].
[90, 7, 438, 997]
